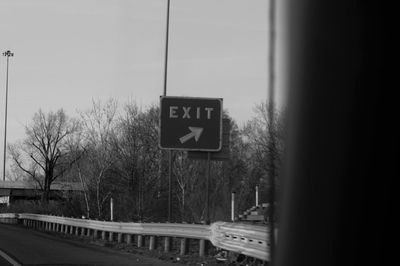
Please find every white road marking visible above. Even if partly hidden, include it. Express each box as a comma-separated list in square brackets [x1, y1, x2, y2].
[0, 249, 22, 266]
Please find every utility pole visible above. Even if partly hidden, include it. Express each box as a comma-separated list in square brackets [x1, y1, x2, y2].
[2, 50, 14, 181]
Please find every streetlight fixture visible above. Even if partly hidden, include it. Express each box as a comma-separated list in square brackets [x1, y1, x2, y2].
[2, 50, 14, 181]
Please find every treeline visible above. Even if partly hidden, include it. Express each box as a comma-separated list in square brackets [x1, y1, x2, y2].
[7, 99, 285, 223]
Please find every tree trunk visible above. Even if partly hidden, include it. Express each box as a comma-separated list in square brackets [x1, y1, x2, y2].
[78, 166, 90, 218]
[42, 175, 51, 203]
[181, 187, 185, 222]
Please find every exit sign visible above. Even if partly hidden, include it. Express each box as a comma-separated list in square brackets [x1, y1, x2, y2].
[159, 96, 223, 151]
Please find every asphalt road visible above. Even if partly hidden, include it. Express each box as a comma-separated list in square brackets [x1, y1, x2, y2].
[0, 223, 176, 266]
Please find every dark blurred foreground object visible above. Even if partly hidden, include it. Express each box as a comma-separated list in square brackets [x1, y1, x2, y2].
[275, 1, 394, 266]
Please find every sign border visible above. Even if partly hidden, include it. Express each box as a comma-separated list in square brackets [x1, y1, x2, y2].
[159, 96, 223, 151]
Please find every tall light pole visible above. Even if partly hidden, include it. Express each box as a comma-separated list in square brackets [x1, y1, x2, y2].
[163, 0, 172, 223]
[2, 50, 13, 181]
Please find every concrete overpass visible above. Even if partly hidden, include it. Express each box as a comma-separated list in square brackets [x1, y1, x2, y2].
[0, 181, 84, 206]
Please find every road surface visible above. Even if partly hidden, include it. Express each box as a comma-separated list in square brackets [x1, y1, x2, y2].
[0, 223, 176, 265]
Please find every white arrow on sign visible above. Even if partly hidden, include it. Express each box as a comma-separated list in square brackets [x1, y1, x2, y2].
[179, 127, 204, 144]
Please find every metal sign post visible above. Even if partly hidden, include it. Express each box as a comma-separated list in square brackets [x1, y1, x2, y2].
[205, 152, 211, 224]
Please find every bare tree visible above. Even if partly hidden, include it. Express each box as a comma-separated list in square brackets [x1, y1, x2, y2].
[8, 109, 79, 202]
[173, 151, 198, 222]
[241, 102, 286, 216]
[78, 99, 118, 218]
[113, 103, 162, 221]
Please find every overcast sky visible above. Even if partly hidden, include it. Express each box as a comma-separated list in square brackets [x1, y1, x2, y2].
[0, 0, 286, 175]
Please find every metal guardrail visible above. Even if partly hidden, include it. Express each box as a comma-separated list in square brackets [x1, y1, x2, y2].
[210, 221, 269, 261]
[0, 213, 17, 219]
[18, 213, 211, 239]
[0, 213, 18, 224]
[0, 213, 269, 261]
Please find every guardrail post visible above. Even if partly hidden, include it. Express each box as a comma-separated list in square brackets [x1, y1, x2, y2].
[117, 233, 122, 243]
[149, 236, 156, 250]
[81, 227, 86, 237]
[101, 231, 106, 240]
[164, 236, 171, 252]
[109, 232, 114, 242]
[86, 228, 91, 237]
[199, 239, 206, 257]
[93, 229, 98, 239]
[75, 227, 80, 236]
[137, 235, 143, 248]
[69, 225, 74, 235]
[64, 225, 69, 234]
[126, 234, 132, 244]
[56, 223, 60, 232]
[180, 238, 187, 255]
